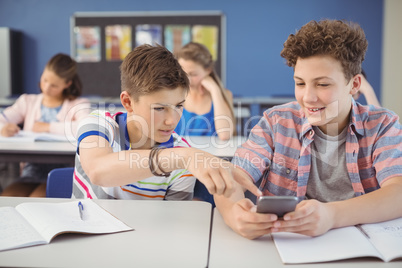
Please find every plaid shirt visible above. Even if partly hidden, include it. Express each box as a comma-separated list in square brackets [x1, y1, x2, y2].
[233, 99, 402, 198]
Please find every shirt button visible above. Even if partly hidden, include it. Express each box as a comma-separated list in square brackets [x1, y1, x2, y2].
[309, 130, 313, 136]
[286, 169, 291, 174]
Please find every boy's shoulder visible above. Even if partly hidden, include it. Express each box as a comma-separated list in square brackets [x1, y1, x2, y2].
[171, 132, 192, 148]
[353, 101, 400, 124]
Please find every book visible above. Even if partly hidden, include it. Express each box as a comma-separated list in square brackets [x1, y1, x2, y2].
[272, 217, 402, 263]
[0, 199, 133, 251]
[0, 130, 75, 142]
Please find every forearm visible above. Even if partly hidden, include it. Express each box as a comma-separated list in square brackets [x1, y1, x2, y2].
[329, 177, 402, 228]
[362, 88, 381, 106]
[82, 146, 196, 187]
[211, 91, 235, 139]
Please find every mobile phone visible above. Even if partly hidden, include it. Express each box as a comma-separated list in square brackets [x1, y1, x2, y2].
[256, 196, 298, 217]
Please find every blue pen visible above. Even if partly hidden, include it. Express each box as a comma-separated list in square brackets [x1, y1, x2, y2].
[78, 201, 85, 220]
[1, 111, 9, 122]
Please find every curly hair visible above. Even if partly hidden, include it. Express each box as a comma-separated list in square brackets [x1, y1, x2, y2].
[280, 19, 368, 81]
[120, 44, 189, 101]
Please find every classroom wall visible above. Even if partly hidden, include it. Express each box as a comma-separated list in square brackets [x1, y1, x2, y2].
[0, 0, 383, 102]
[382, 0, 402, 118]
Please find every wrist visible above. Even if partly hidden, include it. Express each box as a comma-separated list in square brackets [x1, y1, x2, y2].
[326, 201, 342, 229]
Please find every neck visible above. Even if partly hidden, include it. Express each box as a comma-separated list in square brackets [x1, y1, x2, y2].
[42, 95, 64, 108]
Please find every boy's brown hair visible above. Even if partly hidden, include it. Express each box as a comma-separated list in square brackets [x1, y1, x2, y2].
[280, 19, 368, 81]
[120, 44, 189, 101]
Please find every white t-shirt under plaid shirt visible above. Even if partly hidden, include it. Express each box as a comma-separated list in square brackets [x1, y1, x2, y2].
[72, 110, 196, 200]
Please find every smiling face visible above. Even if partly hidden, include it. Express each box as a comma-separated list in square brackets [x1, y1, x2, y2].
[121, 87, 187, 149]
[294, 55, 360, 135]
[178, 58, 211, 91]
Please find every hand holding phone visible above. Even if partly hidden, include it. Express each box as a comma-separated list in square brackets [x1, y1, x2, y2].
[256, 196, 298, 217]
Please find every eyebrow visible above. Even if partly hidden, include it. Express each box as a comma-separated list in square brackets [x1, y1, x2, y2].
[294, 76, 333, 81]
[154, 100, 186, 107]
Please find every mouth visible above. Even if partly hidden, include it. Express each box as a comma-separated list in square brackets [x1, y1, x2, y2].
[306, 107, 325, 114]
[159, 129, 173, 135]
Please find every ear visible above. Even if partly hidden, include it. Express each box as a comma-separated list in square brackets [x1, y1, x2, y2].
[350, 74, 361, 95]
[120, 91, 134, 112]
[65, 80, 72, 89]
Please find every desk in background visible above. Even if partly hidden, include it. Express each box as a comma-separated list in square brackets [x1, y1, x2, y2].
[0, 136, 246, 165]
[0, 96, 294, 135]
[209, 208, 402, 268]
[0, 197, 212, 268]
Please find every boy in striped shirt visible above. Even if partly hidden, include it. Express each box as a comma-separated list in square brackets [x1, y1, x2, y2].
[73, 44, 260, 200]
[215, 19, 402, 239]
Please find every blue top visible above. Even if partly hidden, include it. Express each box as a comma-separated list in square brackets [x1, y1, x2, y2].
[174, 104, 216, 136]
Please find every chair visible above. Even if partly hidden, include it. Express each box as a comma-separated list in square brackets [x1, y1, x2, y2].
[193, 180, 215, 207]
[46, 167, 74, 198]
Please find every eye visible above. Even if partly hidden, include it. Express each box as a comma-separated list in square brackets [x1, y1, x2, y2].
[175, 104, 184, 109]
[318, 83, 329, 87]
[295, 82, 305, 86]
[153, 107, 165, 111]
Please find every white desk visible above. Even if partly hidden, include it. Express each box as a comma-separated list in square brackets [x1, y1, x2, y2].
[0, 141, 77, 165]
[209, 208, 402, 268]
[0, 136, 246, 164]
[0, 197, 212, 268]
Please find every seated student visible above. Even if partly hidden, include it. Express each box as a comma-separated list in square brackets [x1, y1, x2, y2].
[72, 44, 260, 200]
[0, 53, 90, 197]
[174, 42, 235, 141]
[214, 19, 402, 239]
[353, 69, 381, 106]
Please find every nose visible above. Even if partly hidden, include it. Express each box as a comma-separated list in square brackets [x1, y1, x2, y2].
[164, 107, 181, 126]
[42, 81, 50, 91]
[303, 84, 318, 103]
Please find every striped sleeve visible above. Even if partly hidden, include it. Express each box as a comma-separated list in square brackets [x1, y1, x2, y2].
[370, 110, 402, 184]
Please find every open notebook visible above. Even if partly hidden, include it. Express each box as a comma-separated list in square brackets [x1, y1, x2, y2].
[0, 199, 133, 251]
[272, 217, 402, 263]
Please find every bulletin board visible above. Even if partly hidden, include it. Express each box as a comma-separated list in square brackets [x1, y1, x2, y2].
[70, 11, 226, 97]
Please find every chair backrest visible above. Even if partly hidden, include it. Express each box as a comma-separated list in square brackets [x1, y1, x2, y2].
[193, 180, 215, 207]
[46, 167, 74, 198]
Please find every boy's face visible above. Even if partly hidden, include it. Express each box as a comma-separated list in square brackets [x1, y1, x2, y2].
[294, 55, 359, 136]
[123, 88, 186, 148]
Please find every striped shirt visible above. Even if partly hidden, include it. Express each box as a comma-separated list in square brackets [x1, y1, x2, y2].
[72, 110, 196, 200]
[233, 99, 402, 199]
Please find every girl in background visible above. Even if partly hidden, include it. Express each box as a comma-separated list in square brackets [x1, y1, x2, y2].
[174, 42, 235, 140]
[0, 53, 91, 197]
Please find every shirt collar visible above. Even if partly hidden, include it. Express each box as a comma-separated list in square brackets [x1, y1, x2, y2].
[348, 98, 364, 137]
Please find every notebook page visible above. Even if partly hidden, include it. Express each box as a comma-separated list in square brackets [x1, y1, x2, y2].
[0, 207, 46, 251]
[16, 200, 133, 243]
[272, 226, 382, 264]
[361, 217, 402, 262]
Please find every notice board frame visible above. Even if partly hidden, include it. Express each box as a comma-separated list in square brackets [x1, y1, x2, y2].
[70, 11, 226, 97]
